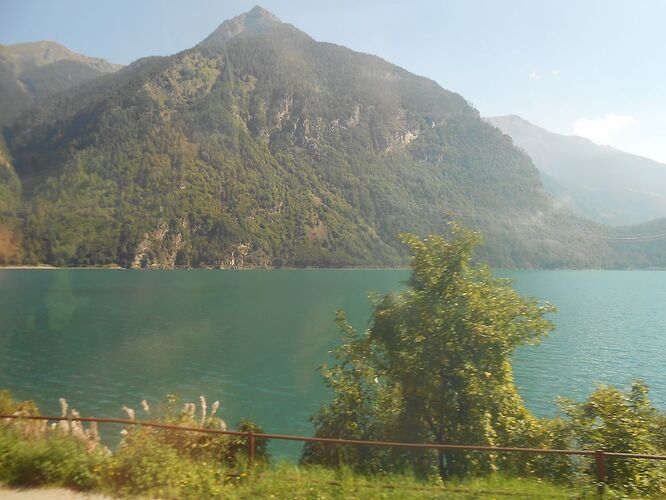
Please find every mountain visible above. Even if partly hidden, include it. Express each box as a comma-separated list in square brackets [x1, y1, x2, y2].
[0, 135, 21, 262]
[196, 5, 283, 47]
[1, 6, 664, 269]
[486, 115, 666, 226]
[0, 41, 122, 129]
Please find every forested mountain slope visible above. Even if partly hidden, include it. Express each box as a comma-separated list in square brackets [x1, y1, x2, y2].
[0, 41, 121, 129]
[1, 7, 663, 268]
[487, 115, 666, 226]
[0, 136, 21, 262]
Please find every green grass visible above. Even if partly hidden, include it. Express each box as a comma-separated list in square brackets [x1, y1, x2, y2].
[0, 424, 613, 499]
[225, 463, 583, 499]
[0, 389, 619, 499]
[0, 424, 582, 499]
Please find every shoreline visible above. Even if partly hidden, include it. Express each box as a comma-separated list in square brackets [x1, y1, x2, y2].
[0, 265, 122, 270]
[1, 265, 664, 271]
[0, 265, 409, 271]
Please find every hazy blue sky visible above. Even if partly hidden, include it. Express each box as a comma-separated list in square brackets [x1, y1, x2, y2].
[2, 0, 665, 162]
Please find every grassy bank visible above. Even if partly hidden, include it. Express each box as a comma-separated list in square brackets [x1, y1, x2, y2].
[0, 414, 585, 498]
[0, 443, 582, 500]
[213, 465, 581, 499]
[0, 390, 633, 498]
[0, 415, 600, 499]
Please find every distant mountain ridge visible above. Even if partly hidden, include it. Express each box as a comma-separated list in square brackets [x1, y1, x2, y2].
[486, 115, 666, 226]
[0, 41, 122, 128]
[1, 7, 665, 269]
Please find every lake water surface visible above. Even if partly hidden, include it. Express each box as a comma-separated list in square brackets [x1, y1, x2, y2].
[0, 269, 664, 458]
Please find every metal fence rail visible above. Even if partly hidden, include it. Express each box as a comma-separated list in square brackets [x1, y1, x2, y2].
[3, 413, 666, 493]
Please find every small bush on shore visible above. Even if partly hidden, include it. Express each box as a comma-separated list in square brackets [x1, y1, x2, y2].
[104, 430, 228, 498]
[0, 391, 268, 498]
[0, 426, 104, 489]
[0, 390, 104, 489]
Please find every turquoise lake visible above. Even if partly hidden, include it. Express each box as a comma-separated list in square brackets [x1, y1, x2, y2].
[0, 269, 664, 458]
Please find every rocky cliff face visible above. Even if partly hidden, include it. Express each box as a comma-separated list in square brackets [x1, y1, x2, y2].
[128, 218, 270, 269]
[130, 222, 182, 269]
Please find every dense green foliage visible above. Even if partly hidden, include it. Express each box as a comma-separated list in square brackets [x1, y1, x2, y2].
[2, 385, 664, 496]
[2, 8, 662, 268]
[103, 393, 268, 497]
[0, 136, 22, 263]
[303, 229, 666, 495]
[0, 390, 580, 499]
[0, 41, 120, 129]
[302, 228, 559, 478]
[0, 427, 104, 490]
[560, 382, 666, 495]
[0, 390, 105, 490]
[0, 390, 267, 497]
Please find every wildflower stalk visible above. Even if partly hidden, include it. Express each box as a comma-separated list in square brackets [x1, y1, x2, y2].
[200, 396, 207, 426]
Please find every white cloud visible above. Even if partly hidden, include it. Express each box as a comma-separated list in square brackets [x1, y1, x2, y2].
[573, 114, 636, 145]
[528, 71, 541, 80]
[551, 69, 560, 76]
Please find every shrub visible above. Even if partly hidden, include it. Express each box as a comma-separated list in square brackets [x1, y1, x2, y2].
[100, 394, 268, 497]
[560, 382, 666, 496]
[0, 391, 267, 497]
[0, 391, 106, 489]
[103, 430, 227, 498]
[0, 423, 104, 490]
[116, 394, 269, 467]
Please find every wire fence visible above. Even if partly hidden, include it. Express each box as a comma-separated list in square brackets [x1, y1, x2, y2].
[3, 413, 666, 494]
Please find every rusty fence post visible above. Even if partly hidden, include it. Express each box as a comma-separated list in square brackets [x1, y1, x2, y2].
[595, 450, 606, 496]
[247, 430, 256, 467]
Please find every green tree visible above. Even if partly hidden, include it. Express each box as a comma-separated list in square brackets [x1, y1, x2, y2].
[302, 225, 556, 479]
[560, 382, 666, 495]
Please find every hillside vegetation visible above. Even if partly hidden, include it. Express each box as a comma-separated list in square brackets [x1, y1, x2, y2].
[1, 7, 664, 268]
[0, 41, 121, 129]
[487, 114, 666, 226]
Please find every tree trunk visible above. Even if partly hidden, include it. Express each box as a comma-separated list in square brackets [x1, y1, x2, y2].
[438, 449, 448, 481]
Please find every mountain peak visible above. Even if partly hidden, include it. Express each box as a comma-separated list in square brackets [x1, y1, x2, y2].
[196, 6, 283, 48]
[246, 5, 281, 23]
